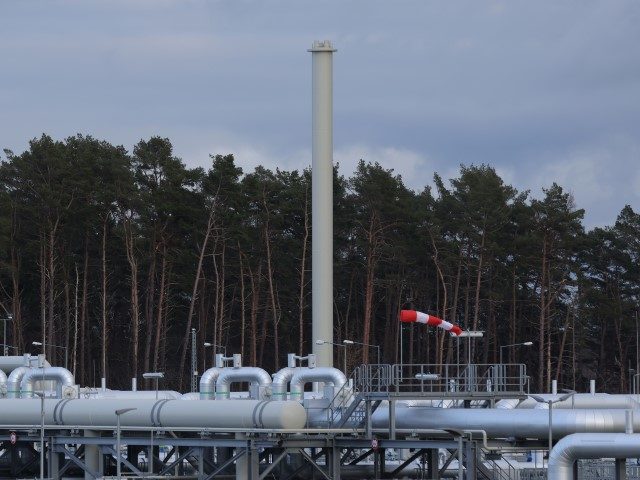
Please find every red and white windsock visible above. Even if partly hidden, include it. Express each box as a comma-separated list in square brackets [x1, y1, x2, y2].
[399, 310, 463, 336]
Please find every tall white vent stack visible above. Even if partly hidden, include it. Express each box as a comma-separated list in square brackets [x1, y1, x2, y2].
[309, 40, 336, 368]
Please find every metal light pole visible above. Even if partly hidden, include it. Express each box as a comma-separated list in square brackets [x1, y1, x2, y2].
[143, 372, 164, 475]
[2, 314, 13, 356]
[343, 339, 381, 365]
[33, 341, 68, 370]
[115, 407, 137, 480]
[316, 340, 347, 373]
[531, 391, 575, 464]
[499, 341, 533, 364]
[204, 342, 226, 370]
[33, 391, 45, 480]
[191, 328, 197, 393]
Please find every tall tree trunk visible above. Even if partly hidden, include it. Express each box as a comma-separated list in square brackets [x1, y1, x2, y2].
[153, 244, 168, 371]
[101, 219, 108, 383]
[298, 186, 310, 357]
[143, 234, 158, 377]
[79, 241, 89, 385]
[72, 263, 79, 377]
[264, 224, 280, 370]
[40, 234, 47, 354]
[10, 242, 23, 350]
[178, 202, 216, 389]
[249, 262, 262, 366]
[124, 218, 140, 382]
[538, 235, 547, 391]
[47, 227, 57, 358]
[471, 229, 486, 361]
[238, 246, 247, 359]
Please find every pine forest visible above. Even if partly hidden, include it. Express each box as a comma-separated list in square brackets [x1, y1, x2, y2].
[1, 134, 638, 394]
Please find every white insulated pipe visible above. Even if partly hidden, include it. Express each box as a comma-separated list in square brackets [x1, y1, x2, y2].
[309, 40, 336, 368]
[20, 367, 74, 398]
[215, 367, 271, 400]
[290, 367, 347, 400]
[548, 433, 640, 480]
[199, 367, 223, 399]
[372, 406, 640, 439]
[0, 398, 306, 429]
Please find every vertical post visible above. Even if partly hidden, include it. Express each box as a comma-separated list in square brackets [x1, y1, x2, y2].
[3, 318, 7, 356]
[40, 393, 44, 480]
[548, 400, 553, 462]
[615, 458, 627, 480]
[116, 419, 122, 480]
[309, 40, 336, 368]
[389, 399, 396, 440]
[191, 328, 197, 392]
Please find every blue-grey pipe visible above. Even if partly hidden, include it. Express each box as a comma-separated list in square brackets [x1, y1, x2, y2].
[199, 367, 223, 399]
[289, 367, 347, 400]
[549, 433, 640, 480]
[215, 367, 271, 400]
[20, 367, 74, 398]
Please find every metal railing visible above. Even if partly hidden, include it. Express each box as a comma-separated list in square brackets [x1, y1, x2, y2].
[348, 363, 528, 394]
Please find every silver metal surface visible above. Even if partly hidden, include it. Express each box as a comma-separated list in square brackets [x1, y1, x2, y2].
[549, 433, 640, 480]
[290, 367, 347, 399]
[20, 366, 74, 398]
[215, 367, 271, 400]
[198, 367, 223, 399]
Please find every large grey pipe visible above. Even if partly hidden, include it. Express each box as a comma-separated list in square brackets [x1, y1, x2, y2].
[290, 367, 347, 400]
[7, 366, 30, 398]
[309, 40, 336, 368]
[548, 433, 640, 480]
[199, 367, 223, 399]
[0, 369, 6, 396]
[20, 367, 74, 398]
[372, 406, 640, 439]
[0, 355, 49, 373]
[0, 399, 306, 429]
[272, 367, 297, 400]
[215, 367, 271, 400]
[519, 393, 640, 410]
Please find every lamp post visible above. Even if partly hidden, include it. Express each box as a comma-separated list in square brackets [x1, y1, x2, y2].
[115, 408, 137, 480]
[1, 314, 12, 356]
[531, 391, 576, 464]
[315, 340, 347, 373]
[33, 391, 45, 480]
[499, 341, 533, 365]
[204, 342, 226, 370]
[142, 372, 164, 475]
[343, 339, 381, 365]
[32, 341, 68, 370]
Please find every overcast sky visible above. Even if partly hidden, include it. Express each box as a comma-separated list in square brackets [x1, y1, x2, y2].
[2, 0, 639, 227]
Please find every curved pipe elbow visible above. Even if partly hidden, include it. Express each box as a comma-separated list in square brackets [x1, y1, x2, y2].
[7, 366, 31, 398]
[199, 367, 223, 399]
[215, 367, 272, 399]
[549, 433, 640, 480]
[271, 367, 297, 399]
[20, 367, 75, 398]
[289, 367, 347, 399]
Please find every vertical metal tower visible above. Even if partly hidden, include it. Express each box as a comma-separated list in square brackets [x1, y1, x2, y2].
[190, 328, 197, 392]
[308, 40, 336, 368]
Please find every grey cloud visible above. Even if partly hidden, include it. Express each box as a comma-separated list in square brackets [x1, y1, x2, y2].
[1, 0, 638, 227]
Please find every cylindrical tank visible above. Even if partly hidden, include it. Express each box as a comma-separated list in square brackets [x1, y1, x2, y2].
[0, 399, 306, 430]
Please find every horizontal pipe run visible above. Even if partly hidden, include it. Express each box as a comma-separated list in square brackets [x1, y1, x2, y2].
[0, 398, 306, 429]
[372, 406, 640, 440]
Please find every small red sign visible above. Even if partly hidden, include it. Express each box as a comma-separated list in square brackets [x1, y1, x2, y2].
[371, 437, 379, 451]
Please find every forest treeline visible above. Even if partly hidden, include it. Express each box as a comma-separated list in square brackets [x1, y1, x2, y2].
[0, 134, 638, 393]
